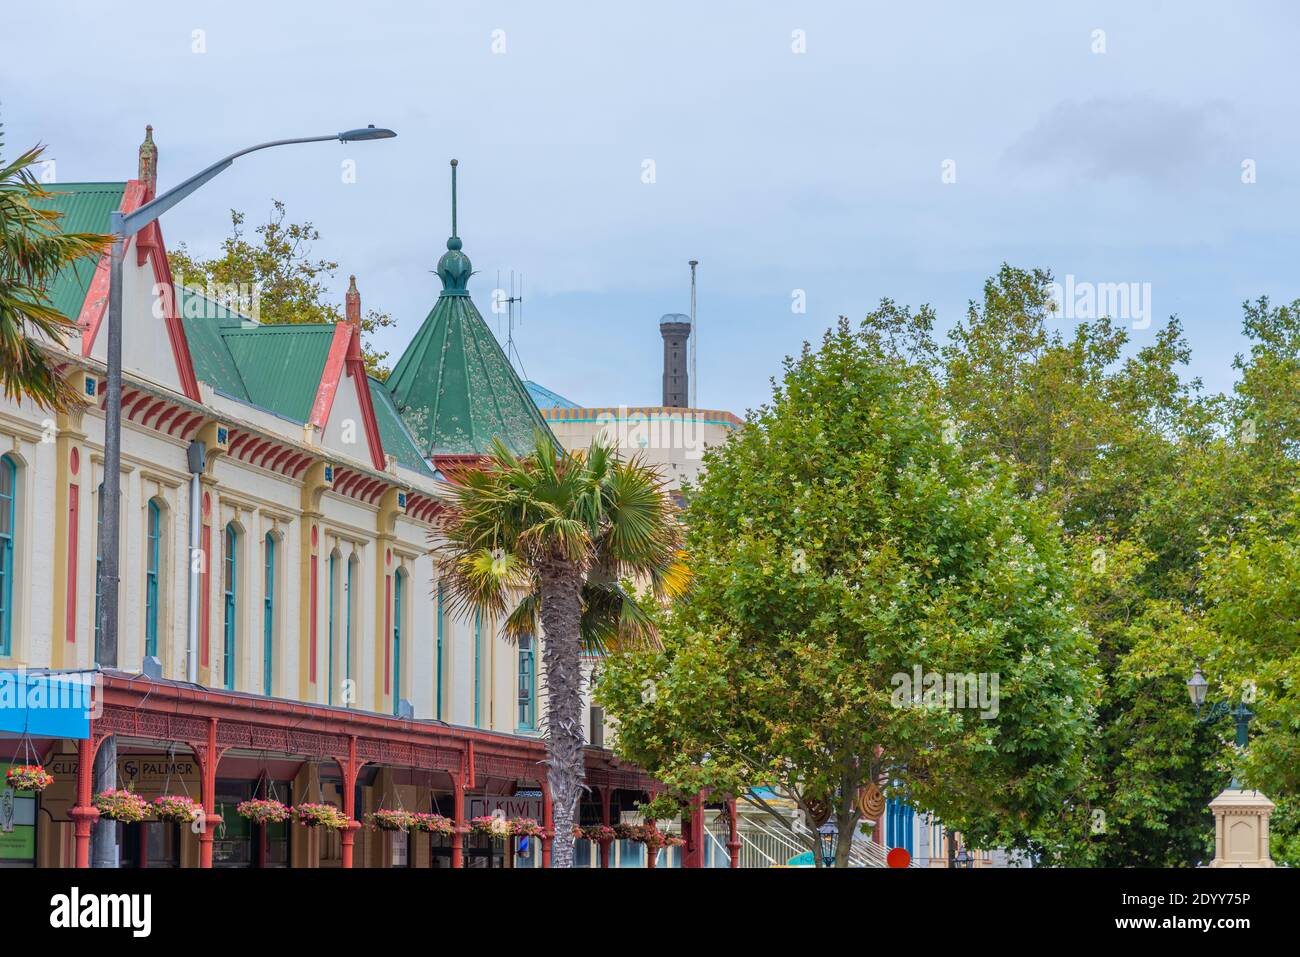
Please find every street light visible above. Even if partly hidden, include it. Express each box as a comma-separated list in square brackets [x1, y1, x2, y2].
[1185, 661, 1254, 788]
[816, 820, 838, 868]
[91, 124, 395, 867]
[954, 848, 974, 869]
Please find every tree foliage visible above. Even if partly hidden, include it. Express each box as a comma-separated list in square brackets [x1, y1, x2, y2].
[598, 318, 1094, 865]
[0, 136, 111, 410]
[168, 200, 394, 376]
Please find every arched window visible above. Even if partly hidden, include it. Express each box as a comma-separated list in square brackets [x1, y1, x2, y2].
[327, 550, 338, 704]
[0, 455, 16, 655]
[346, 554, 357, 695]
[144, 500, 162, 658]
[222, 523, 238, 690]
[517, 633, 535, 730]
[392, 569, 404, 715]
[435, 580, 445, 720]
[263, 533, 275, 696]
[473, 610, 482, 727]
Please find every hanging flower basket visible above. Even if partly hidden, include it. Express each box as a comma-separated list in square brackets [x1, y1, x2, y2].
[408, 812, 455, 835]
[152, 795, 202, 824]
[94, 788, 151, 824]
[469, 815, 515, 840]
[631, 825, 681, 850]
[583, 824, 617, 843]
[366, 809, 414, 832]
[6, 764, 54, 792]
[512, 818, 546, 839]
[292, 802, 349, 830]
[236, 799, 290, 825]
[612, 822, 638, 841]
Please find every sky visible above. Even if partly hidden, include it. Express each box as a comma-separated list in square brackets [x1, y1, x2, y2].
[5, 0, 1300, 415]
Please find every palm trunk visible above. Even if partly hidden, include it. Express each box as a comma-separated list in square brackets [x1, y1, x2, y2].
[538, 559, 585, 868]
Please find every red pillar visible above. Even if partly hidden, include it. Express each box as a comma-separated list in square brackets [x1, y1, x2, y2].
[339, 736, 361, 869]
[70, 734, 99, 868]
[599, 787, 613, 869]
[683, 792, 705, 868]
[197, 718, 222, 869]
[451, 775, 465, 869]
[541, 782, 553, 869]
[727, 798, 741, 868]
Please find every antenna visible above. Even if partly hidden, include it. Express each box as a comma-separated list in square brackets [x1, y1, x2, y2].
[689, 260, 699, 408]
[500, 270, 527, 380]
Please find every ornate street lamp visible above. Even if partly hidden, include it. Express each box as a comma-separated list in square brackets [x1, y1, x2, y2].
[1186, 661, 1254, 787]
[816, 820, 838, 868]
[955, 847, 974, 869]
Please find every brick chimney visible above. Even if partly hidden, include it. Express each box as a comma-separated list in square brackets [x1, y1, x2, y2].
[344, 275, 363, 361]
[138, 125, 158, 200]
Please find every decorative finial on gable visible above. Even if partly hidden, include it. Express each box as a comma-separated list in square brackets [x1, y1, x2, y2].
[138, 124, 158, 199]
[436, 159, 471, 296]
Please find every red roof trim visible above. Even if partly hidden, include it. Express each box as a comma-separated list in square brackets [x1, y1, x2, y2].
[308, 323, 353, 429]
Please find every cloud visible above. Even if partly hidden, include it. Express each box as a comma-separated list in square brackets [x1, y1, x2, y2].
[1006, 97, 1237, 183]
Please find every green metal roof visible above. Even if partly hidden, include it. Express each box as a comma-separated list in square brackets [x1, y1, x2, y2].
[31, 182, 125, 322]
[386, 291, 555, 457]
[385, 160, 554, 457]
[220, 324, 338, 423]
[369, 378, 434, 476]
[178, 287, 251, 402]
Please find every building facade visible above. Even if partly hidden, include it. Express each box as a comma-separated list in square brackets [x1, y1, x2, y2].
[0, 136, 740, 868]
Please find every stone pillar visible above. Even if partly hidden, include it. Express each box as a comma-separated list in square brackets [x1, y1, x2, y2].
[1208, 788, 1276, 868]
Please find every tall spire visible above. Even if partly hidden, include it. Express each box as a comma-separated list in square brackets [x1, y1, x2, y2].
[436, 158, 472, 296]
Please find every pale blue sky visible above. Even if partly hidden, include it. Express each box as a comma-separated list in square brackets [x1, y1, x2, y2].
[6, 1, 1300, 413]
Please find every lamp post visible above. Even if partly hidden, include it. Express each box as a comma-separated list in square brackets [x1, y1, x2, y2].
[1186, 663, 1254, 788]
[90, 125, 395, 868]
[1185, 661, 1275, 867]
[816, 820, 838, 868]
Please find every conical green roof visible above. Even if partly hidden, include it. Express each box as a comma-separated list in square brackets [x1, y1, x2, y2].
[386, 160, 554, 457]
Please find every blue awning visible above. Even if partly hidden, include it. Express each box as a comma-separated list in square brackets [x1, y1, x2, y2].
[0, 671, 94, 739]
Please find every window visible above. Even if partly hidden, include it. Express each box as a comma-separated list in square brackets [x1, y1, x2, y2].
[346, 555, 357, 694]
[327, 551, 338, 704]
[0, 455, 15, 655]
[473, 610, 481, 727]
[222, 524, 238, 690]
[885, 797, 914, 856]
[144, 500, 161, 658]
[517, 633, 535, 730]
[262, 533, 275, 696]
[94, 483, 103, 652]
[392, 570, 404, 715]
[436, 580, 444, 720]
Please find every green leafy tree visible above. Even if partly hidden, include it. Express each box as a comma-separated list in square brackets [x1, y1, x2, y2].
[0, 138, 111, 410]
[168, 200, 394, 376]
[434, 433, 683, 868]
[854, 265, 1297, 864]
[599, 318, 1094, 866]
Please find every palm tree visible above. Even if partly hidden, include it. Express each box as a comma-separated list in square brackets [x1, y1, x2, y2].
[436, 432, 685, 867]
[0, 138, 112, 411]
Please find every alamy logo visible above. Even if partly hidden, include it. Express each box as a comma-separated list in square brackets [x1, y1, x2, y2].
[890, 666, 1000, 719]
[49, 887, 151, 937]
[1047, 274, 1152, 329]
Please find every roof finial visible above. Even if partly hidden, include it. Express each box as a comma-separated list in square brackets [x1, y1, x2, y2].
[450, 158, 458, 240]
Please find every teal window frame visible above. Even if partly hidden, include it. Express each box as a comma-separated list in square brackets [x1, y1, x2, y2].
[346, 556, 355, 687]
[473, 610, 482, 727]
[517, 633, 535, 730]
[144, 500, 161, 658]
[94, 484, 103, 653]
[262, 533, 275, 696]
[435, 581, 444, 720]
[327, 551, 337, 705]
[0, 455, 15, 656]
[222, 524, 238, 690]
[392, 571, 403, 715]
